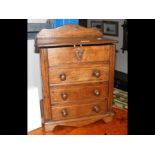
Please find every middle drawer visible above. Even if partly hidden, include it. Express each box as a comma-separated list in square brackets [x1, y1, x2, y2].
[50, 82, 108, 103]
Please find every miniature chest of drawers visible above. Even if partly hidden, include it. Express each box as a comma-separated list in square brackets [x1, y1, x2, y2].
[35, 24, 116, 131]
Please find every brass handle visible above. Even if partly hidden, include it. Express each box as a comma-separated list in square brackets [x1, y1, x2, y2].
[92, 105, 100, 113]
[60, 73, 66, 81]
[92, 70, 101, 78]
[61, 92, 68, 100]
[61, 109, 68, 117]
[75, 47, 84, 60]
[93, 89, 100, 96]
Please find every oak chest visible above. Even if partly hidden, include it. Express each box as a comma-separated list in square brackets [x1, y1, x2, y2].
[35, 24, 116, 131]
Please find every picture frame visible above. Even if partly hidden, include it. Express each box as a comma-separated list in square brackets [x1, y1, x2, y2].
[91, 21, 103, 32]
[103, 21, 118, 36]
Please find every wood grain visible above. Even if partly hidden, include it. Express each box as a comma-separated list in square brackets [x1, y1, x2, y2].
[36, 24, 103, 38]
[51, 99, 108, 121]
[45, 112, 113, 131]
[50, 82, 109, 103]
[47, 45, 110, 66]
[28, 107, 127, 134]
[35, 25, 117, 48]
[40, 49, 51, 121]
[49, 64, 109, 84]
[36, 25, 116, 131]
[108, 45, 116, 112]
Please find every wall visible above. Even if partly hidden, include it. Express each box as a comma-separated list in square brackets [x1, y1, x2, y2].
[28, 19, 48, 99]
[28, 38, 43, 131]
[28, 39, 42, 98]
[28, 19, 47, 23]
[87, 19, 128, 74]
[28, 19, 47, 131]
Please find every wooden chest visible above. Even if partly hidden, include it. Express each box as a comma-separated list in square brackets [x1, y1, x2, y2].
[35, 25, 116, 131]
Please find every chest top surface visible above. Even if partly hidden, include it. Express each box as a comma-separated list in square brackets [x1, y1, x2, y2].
[35, 24, 117, 49]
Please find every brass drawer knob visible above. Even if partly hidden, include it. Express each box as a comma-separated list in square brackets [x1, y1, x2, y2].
[92, 70, 101, 78]
[93, 89, 100, 96]
[92, 105, 100, 113]
[61, 109, 68, 117]
[61, 92, 68, 100]
[59, 73, 66, 81]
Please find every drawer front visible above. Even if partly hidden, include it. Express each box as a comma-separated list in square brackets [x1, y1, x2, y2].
[51, 99, 108, 121]
[49, 64, 109, 84]
[50, 82, 108, 103]
[48, 45, 110, 66]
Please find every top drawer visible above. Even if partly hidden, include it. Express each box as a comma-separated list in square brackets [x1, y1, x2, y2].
[47, 45, 111, 66]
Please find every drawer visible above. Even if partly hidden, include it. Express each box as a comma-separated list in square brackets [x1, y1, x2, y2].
[50, 82, 108, 103]
[51, 99, 108, 121]
[49, 64, 109, 84]
[47, 45, 111, 66]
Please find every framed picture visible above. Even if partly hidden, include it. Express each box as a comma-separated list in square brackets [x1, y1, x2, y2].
[91, 21, 103, 32]
[103, 21, 118, 36]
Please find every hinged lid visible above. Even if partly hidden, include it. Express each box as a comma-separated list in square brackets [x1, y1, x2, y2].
[35, 24, 117, 48]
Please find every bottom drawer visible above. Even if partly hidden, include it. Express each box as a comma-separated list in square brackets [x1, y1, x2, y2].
[51, 99, 108, 121]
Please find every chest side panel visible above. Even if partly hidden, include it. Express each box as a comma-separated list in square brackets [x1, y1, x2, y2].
[40, 48, 52, 121]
